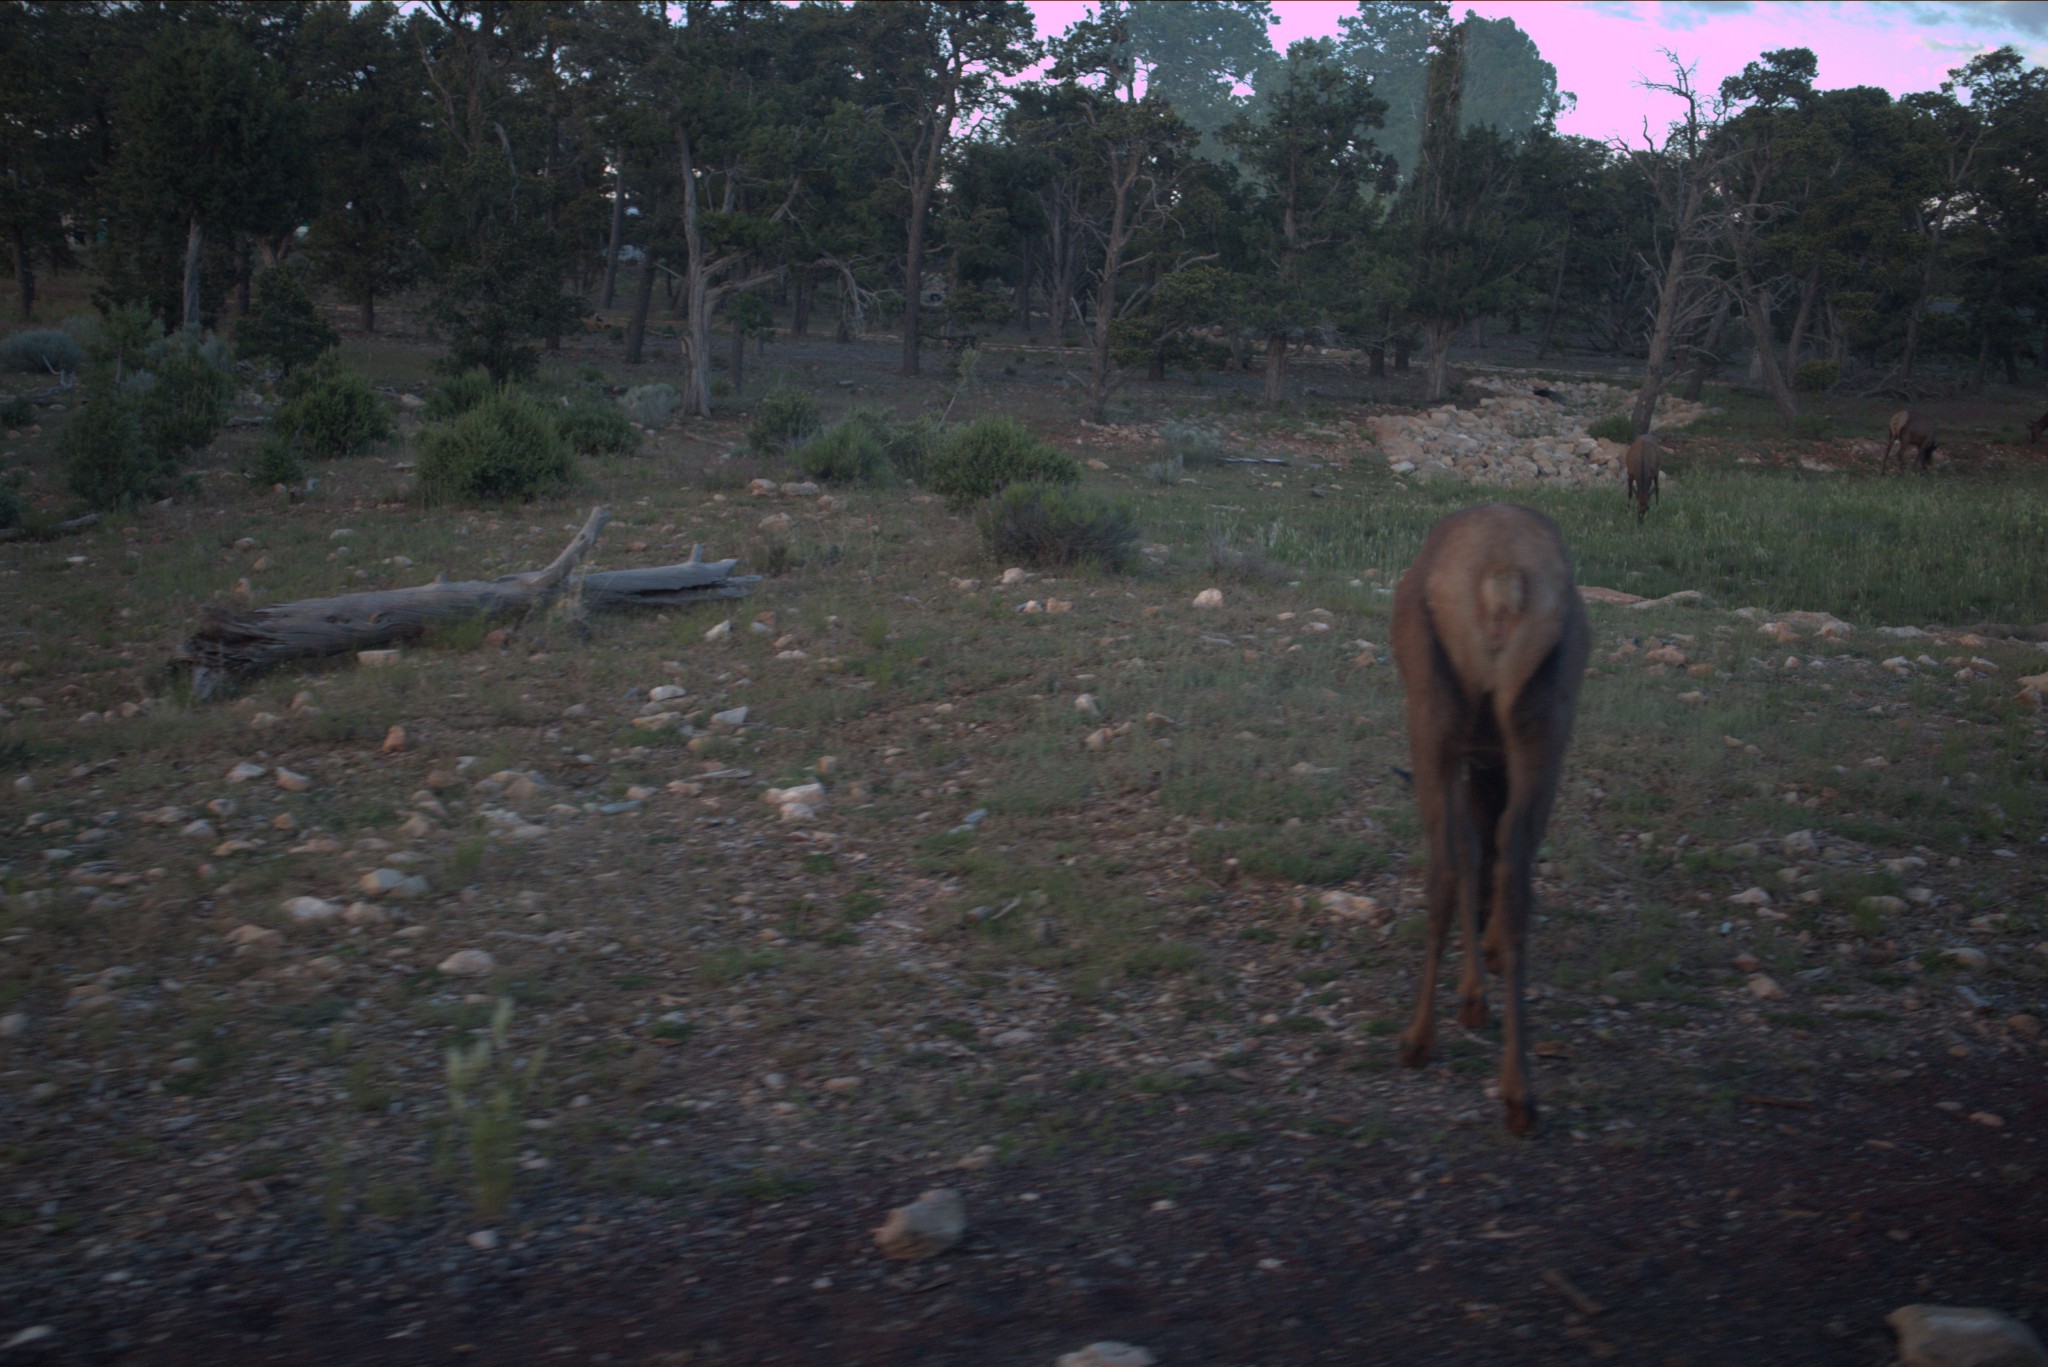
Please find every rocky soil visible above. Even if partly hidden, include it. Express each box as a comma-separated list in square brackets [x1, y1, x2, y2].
[1368, 376, 1713, 486]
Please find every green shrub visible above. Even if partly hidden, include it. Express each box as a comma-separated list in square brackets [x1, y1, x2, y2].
[1789, 413, 1831, 440]
[555, 397, 640, 457]
[245, 437, 304, 488]
[0, 329, 83, 375]
[1793, 359, 1841, 393]
[81, 304, 160, 384]
[234, 266, 338, 374]
[844, 407, 936, 484]
[927, 415, 1079, 510]
[416, 389, 575, 503]
[622, 383, 679, 427]
[746, 386, 819, 454]
[1586, 414, 1636, 444]
[1159, 420, 1225, 467]
[60, 392, 178, 509]
[976, 482, 1139, 571]
[0, 395, 32, 428]
[274, 352, 392, 458]
[0, 477, 22, 531]
[426, 370, 496, 421]
[131, 330, 234, 458]
[795, 420, 890, 486]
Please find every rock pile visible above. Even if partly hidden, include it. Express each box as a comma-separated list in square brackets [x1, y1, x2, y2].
[1368, 375, 1712, 488]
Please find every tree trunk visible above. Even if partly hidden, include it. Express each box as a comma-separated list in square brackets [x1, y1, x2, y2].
[1262, 332, 1287, 405]
[1535, 235, 1569, 360]
[1630, 239, 1690, 435]
[901, 181, 931, 377]
[1148, 338, 1167, 381]
[1681, 289, 1733, 402]
[1783, 264, 1819, 378]
[678, 131, 714, 416]
[791, 274, 812, 338]
[182, 216, 204, 332]
[835, 286, 851, 343]
[1736, 273, 1799, 419]
[1086, 167, 1134, 424]
[600, 168, 626, 311]
[625, 248, 657, 364]
[1369, 343, 1384, 378]
[729, 322, 745, 394]
[1017, 237, 1033, 337]
[11, 228, 33, 321]
[1423, 317, 1457, 402]
[1394, 338, 1409, 372]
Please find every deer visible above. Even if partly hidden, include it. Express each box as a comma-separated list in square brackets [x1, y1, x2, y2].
[1883, 410, 1938, 474]
[2027, 409, 2047, 445]
[1390, 504, 1590, 1136]
[1623, 434, 1661, 523]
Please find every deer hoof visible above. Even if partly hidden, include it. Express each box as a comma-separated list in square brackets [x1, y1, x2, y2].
[1503, 1095, 1538, 1136]
[1397, 1032, 1433, 1069]
[1456, 997, 1488, 1029]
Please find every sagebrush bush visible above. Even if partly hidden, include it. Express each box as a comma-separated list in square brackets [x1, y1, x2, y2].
[795, 420, 890, 486]
[235, 266, 338, 374]
[416, 389, 575, 503]
[60, 391, 178, 509]
[556, 397, 640, 457]
[1586, 414, 1635, 444]
[274, 352, 391, 458]
[747, 387, 819, 454]
[976, 482, 1139, 571]
[1794, 359, 1841, 393]
[927, 416, 1079, 509]
[844, 407, 936, 484]
[1159, 420, 1225, 467]
[0, 329, 84, 375]
[0, 395, 32, 428]
[426, 370, 496, 421]
[621, 383, 679, 428]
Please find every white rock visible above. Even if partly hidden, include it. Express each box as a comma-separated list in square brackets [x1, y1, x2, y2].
[1318, 889, 1386, 922]
[704, 619, 732, 642]
[764, 782, 826, 807]
[342, 902, 390, 926]
[1000, 567, 1030, 585]
[777, 802, 817, 823]
[1747, 973, 1786, 1000]
[1057, 1345, 1157, 1367]
[1887, 1305, 2047, 1367]
[1728, 887, 1773, 906]
[1192, 588, 1224, 608]
[225, 925, 281, 950]
[361, 868, 429, 899]
[467, 1229, 500, 1251]
[1946, 947, 1990, 971]
[649, 684, 687, 703]
[281, 896, 341, 923]
[0, 1013, 28, 1039]
[1074, 693, 1100, 716]
[873, 1189, 967, 1261]
[711, 706, 749, 728]
[357, 649, 402, 667]
[226, 761, 267, 783]
[438, 949, 496, 977]
[274, 767, 312, 792]
[182, 819, 218, 839]
[991, 1028, 1036, 1047]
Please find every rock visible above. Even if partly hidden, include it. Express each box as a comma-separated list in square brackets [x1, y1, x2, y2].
[274, 767, 312, 792]
[1782, 830, 1819, 859]
[381, 726, 407, 754]
[780, 481, 821, 497]
[1317, 889, 1385, 922]
[991, 1028, 1036, 1047]
[342, 902, 390, 926]
[467, 1229, 500, 1251]
[1728, 887, 1773, 906]
[226, 761, 267, 783]
[182, 818, 217, 840]
[438, 949, 496, 977]
[361, 868, 429, 899]
[1056, 1344, 1157, 1367]
[874, 1189, 967, 1261]
[649, 684, 687, 703]
[711, 706, 748, 728]
[398, 813, 436, 839]
[1747, 973, 1786, 1000]
[1946, 947, 1989, 971]
[823, 1076, 863, 1094]
[1000, 567, 1030, 585]
[1192, 588, 1224, 608]
[1074, 692, 1100, 716]
[357, 649, 402, 667]
[763, 782, 825, 808]
[503, 773, 549, 801]
[1864, 895, 1908, 916]
[704, 619, 732, 642]
[0, 1012, 28, 1039]
[1677, 690, 1706, 706]
[758, 512, 792, 535]
[280, 896, 341, 923]
[1886, 1305, 2047, 1367]
[225, 925, 282, 950]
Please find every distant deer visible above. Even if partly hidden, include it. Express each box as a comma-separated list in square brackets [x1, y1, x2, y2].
[1883, 410, 1938, 474]
[2027, 409, 2047, 445]
[1390, 505, 1590, 1135]
[1623, 434, 1660, 523]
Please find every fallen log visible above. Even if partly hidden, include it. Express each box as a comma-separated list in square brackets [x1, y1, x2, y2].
[179, 506, 759, 696]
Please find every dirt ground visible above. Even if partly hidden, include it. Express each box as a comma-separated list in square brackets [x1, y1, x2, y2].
[3, 313, 2046, 1366]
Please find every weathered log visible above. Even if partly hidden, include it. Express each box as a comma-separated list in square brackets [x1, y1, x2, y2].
[179, 508, 756, 696]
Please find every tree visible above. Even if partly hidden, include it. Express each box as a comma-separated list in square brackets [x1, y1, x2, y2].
[849, 1, 1039, 377]
[102, 22, 310, 330]
[1124, 1, 1275, 159]
[1222, 38, 1386, 405]
[1403, 20, 1541, 402]
[299, 0, 432, 333]
[0, 2, 109, 320]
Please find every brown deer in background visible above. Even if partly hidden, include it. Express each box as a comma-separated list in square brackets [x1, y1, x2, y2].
[1390, 505, 1590, 1135]
[1624, 434, 1661, 522]
[2027, 409, 2047, 445]
[1883, 410, 1938, 474]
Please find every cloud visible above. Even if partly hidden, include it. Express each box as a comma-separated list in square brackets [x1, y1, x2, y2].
[1893, 0, 2048, 36]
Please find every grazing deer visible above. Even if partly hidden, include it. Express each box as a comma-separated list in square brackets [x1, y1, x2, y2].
[2027, 409, 2047, 445]
[1391, 505, 1589, 1135]
[1623, 434, 1661, 523]
[1883, 410, 1938, 474]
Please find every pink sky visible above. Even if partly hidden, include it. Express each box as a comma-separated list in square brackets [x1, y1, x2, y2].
[1029, 1, 2048, 141]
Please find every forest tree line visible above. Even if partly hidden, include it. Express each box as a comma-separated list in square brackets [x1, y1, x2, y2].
[2, 0, 2043, 425]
